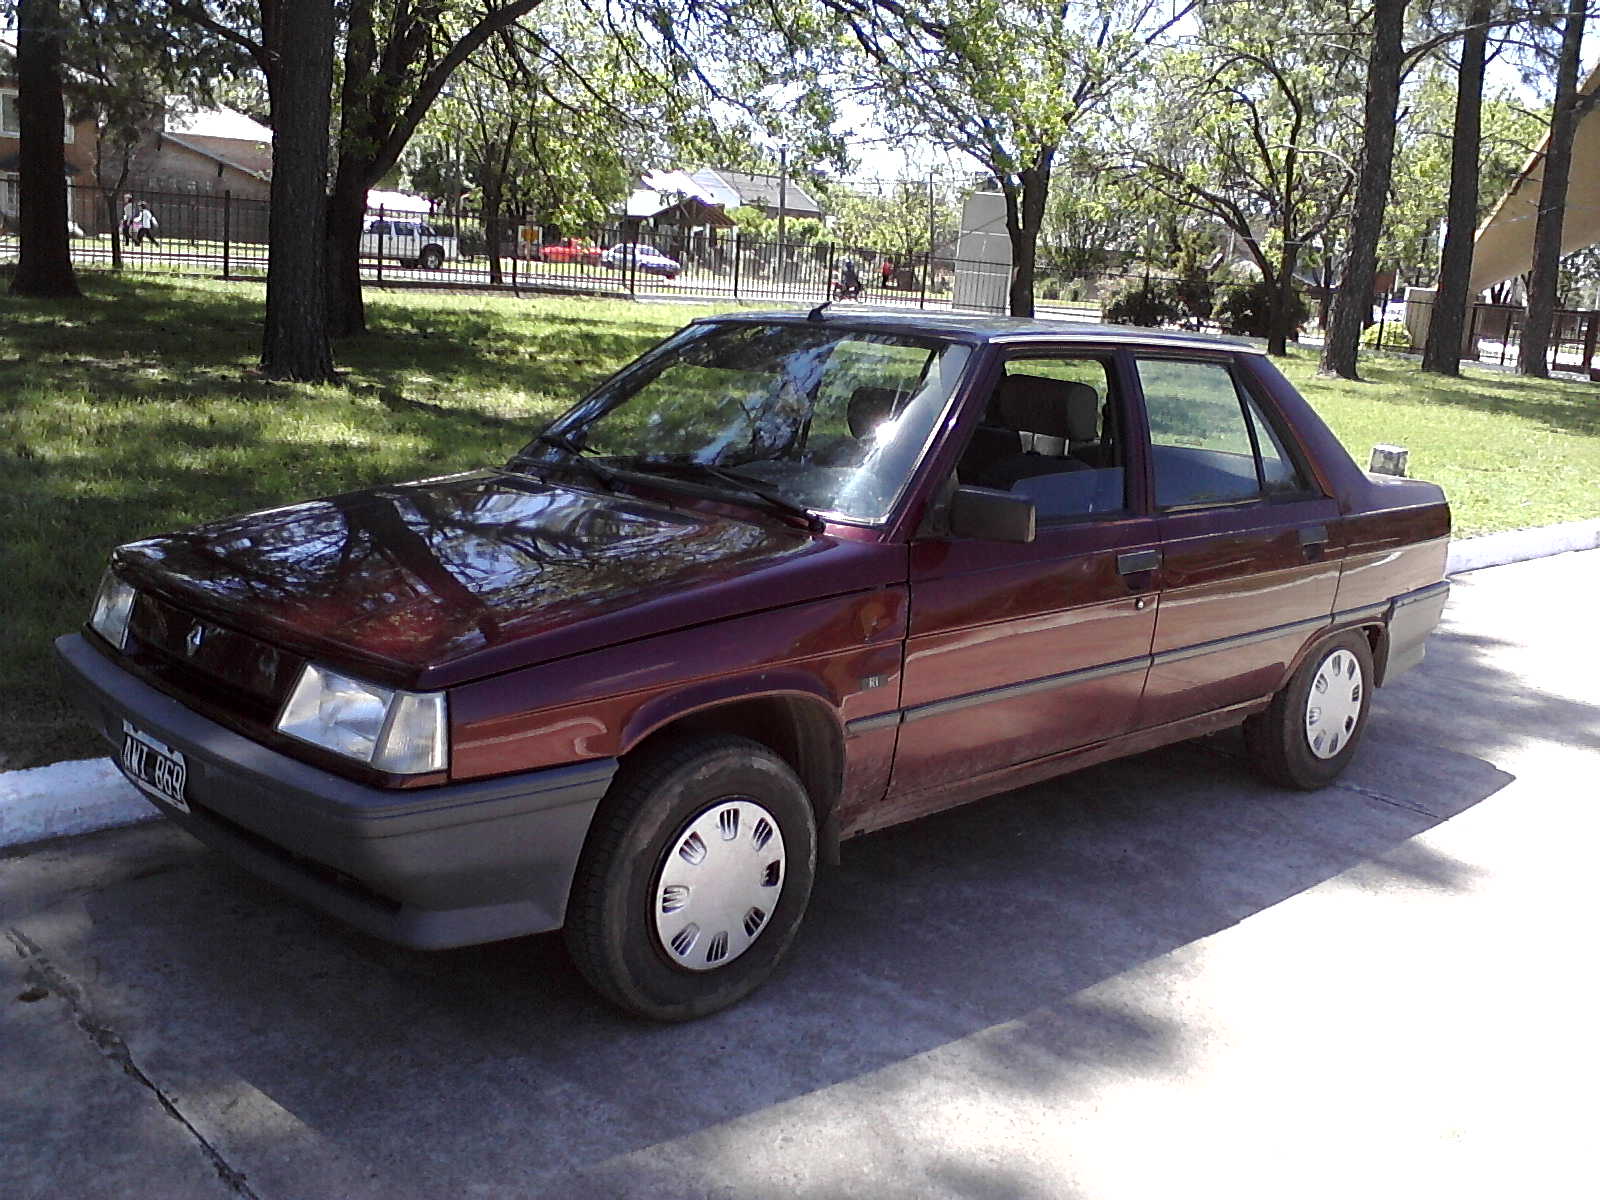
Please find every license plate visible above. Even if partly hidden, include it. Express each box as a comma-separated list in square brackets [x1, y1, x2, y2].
[119, 720, 190, 813]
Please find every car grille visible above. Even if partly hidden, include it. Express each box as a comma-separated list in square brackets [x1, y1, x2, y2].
[126, 592, 305, 725]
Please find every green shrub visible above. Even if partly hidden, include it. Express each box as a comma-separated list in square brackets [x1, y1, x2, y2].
[1215, 280, 1310, 338]
[1103, 279, 1187, 328]
[1361, 319, 1413, 350]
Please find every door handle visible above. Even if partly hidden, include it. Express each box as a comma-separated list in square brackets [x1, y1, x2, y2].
[1299, 525, 1329, 559]
[1117, 548, 1162, 575]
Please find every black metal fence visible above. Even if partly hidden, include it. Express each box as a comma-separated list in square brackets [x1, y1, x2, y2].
[8, 185, 1598, 375]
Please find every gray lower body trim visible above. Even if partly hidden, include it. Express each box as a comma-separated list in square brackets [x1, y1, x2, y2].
[1380, 580, 1450, 685]
[56, 633, 616, 950]
[1150, 613, 1330, 667]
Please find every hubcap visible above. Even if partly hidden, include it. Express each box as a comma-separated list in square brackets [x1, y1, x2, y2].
[1304, 648, 1364, 759]
[653, 799, 786, 972]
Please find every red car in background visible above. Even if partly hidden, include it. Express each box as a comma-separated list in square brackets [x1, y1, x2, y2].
[537, 238, 601, 265]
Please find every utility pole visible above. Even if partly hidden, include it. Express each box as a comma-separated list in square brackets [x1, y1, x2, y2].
[777, 144, 788, 283]
[927, 172, 936, 255]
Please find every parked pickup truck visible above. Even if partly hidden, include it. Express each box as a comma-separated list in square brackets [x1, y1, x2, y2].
[359, 217, 458, 270]
[59, 310, 1449, 1021]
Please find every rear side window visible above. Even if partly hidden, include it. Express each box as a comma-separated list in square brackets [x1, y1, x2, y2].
[1137, 358, 1310, 508]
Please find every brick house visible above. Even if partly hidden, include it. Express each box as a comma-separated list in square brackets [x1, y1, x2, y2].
[1, 89, 271, 240]
[0, 81, 99, 231]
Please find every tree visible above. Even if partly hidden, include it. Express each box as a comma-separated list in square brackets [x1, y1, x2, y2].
[1517, 0, 1592, 376]
[823, 178, 957, 258]
[7, 0, 81, 298]
[406, 9, 685, 280]
[818, 0, 1193, 317]
[325, 0, 549, 336]
[170, 0, 548, 335]
[1422, 0, 1493, 375]
[1319, 0, 1410, 380]
[1127, 7, 1362, 355]
[258, 0, 336, 381]
[65, 2, 241, 272]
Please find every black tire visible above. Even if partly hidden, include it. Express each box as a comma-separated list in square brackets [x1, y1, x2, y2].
[563, 735, 817, 1021]
[419, 246, 445, 269]
[1245, 630, 1374, 790]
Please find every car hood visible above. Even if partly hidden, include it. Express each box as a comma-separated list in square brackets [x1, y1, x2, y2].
[113, 470, 901, 689]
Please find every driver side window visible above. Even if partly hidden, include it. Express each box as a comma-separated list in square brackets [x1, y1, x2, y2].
[955, 356, 1126, 522]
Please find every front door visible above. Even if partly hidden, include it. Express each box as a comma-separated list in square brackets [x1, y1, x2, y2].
[890, 351, 1161, 803]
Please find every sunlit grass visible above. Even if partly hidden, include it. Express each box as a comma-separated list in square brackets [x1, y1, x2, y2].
[0, 276, 710, 768]
[1280, 351, 1600, 538]
[3, 276, 1597, 768]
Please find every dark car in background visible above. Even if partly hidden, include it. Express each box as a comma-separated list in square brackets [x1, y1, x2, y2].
[58, 311, 1450, 1020]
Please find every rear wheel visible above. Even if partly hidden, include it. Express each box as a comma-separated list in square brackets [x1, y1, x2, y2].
[563, 735, 817, 1021]
[1245, 631, 1374, 790]
[419, 246, 445, 269]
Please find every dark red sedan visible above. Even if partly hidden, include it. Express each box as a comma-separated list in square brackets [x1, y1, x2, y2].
[58, 311, 1450, 1020]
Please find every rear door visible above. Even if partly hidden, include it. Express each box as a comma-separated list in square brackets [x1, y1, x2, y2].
[890, 350, 1161, 799]
[1130, 354, 1341, 729]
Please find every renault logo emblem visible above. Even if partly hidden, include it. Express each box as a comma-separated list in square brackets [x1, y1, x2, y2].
[186, 623, 206, 656]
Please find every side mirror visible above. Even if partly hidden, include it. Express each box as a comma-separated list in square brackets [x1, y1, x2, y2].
[948, 484, 1036, 543]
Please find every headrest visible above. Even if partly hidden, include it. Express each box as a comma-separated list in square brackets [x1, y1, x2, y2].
[997, 375, 1099, 442]
[848, 386, 901, 438]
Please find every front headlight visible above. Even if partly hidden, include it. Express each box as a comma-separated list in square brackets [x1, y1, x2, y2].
[89, 570, 137, 650]
[277, 663, 448, 774]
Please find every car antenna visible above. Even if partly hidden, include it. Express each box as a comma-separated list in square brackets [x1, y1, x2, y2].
[807, 299, 831, 322]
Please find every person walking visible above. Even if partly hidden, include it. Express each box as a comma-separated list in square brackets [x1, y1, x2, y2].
[134, 202, 160, 248]
[120, 193, 137, 243]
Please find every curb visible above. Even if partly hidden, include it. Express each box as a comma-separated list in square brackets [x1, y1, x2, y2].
[3, 522, 1597, 854]
[1444, 517, 1600, 576]
[0, 756, 153, 851]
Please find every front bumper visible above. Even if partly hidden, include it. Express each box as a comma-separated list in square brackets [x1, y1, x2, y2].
[56, 633, 616, 949]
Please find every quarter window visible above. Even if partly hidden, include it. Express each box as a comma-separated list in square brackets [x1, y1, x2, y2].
[1138, 358, 1309, 508]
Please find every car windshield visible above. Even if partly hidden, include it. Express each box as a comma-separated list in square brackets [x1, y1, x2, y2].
[516, 321, 973, 524]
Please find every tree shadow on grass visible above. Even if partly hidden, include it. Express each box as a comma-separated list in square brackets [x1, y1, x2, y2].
[1353, 359, 1600, 440]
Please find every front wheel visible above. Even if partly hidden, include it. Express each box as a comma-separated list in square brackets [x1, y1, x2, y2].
[563, 736, 817, 1021]
[1245, 630, 1374, 790]
[419, 246, 445, 269]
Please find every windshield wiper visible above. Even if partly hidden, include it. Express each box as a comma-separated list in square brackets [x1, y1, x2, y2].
[620, 459, 823, 531]
[519, 432, 617, 493]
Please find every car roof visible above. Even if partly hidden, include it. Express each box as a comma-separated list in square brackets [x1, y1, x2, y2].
[692, 307, 1262, 354]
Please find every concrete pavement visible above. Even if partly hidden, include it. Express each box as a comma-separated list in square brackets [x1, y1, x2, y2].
[3, 548, 1596, 1199]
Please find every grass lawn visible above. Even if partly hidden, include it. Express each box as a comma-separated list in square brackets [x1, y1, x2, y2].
[3, 275, 1598, 769]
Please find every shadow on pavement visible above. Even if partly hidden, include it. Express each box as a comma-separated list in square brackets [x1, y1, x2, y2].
[7, 714, 1512, 1197]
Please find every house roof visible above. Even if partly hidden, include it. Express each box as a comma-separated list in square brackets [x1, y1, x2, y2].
[691, 167, 822, 217]
[625, 169, 721, 218]
[367, 188, 432, 214]
[163, 102, 271, 143]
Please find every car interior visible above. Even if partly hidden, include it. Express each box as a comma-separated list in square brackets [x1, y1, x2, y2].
[957, 359, 1126, 520]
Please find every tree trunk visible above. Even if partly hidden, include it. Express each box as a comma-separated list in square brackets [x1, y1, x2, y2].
[260, 0, 337, 382]
[1319, 0, 1409, 379]
[8, 0, 81, 299]
[1003, 148, 1054, 318]
[1268, 250, 1297, 357]
[1422, 0, 1491, 376]
[1517, 0, 1587, 377]
[484, 171, 504, 287]
[325, 164, 369, 339]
